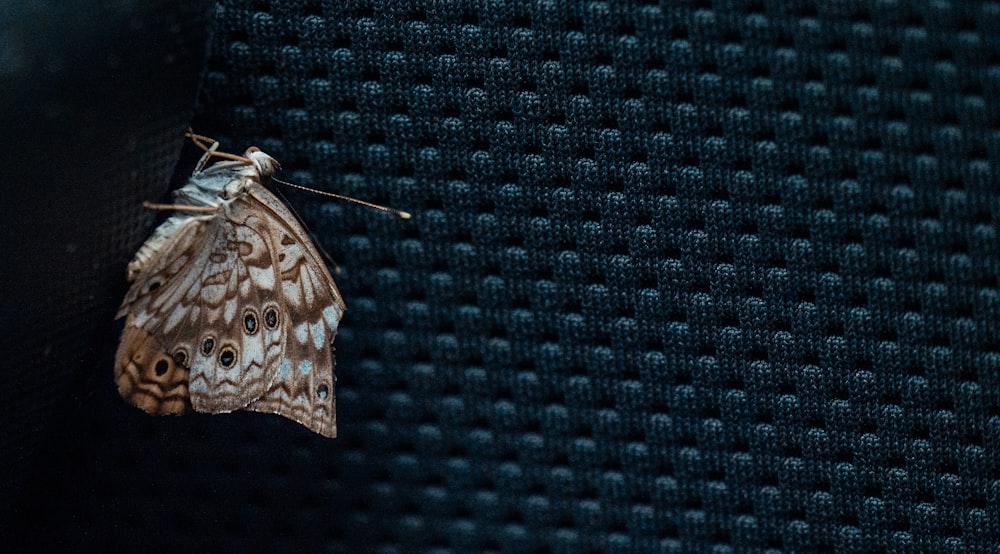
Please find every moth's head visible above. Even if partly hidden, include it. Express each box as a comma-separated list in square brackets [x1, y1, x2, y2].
[244, 147, 279, 176]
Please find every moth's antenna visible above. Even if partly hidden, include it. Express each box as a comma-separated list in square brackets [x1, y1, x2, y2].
[272, 176, 411, 219]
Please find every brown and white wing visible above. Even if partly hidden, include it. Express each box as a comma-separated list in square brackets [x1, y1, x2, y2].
[243, 186, 345, 438]
[115, 215, 207, 415]
[115, 208, 286, 415]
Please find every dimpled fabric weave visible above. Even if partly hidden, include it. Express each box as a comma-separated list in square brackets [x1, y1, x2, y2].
[14, 1, 1000, 553]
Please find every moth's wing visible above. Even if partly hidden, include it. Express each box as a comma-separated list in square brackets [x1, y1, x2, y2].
[182, 210, 286, 413]
[244, 187, 345, 438]
[115, 320, 192, 415]
[116, 209, 285, 414]
[114, 215, 206, 414]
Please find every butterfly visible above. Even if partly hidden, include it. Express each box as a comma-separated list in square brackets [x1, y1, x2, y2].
[114, 134, 345, 437]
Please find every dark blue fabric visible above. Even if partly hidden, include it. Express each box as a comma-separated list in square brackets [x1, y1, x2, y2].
[12, 1, 1000, 552]
[0, 0, 212, 539]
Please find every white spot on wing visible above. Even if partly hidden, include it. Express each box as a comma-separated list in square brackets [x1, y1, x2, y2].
[202, 283, 227, 304]
[134, 310, 151, 327]
[223, 297, 237, 323]
[248, 265, 274, 290]
[278, 358, 291, 378]
[311, 320, 326, 349]
[298, 360, 312, 375]
[282, 279, 301, 307]
[295, 322, 310, 344]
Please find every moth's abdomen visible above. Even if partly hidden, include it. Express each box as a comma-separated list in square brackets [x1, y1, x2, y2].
[115, 323, 191, 415]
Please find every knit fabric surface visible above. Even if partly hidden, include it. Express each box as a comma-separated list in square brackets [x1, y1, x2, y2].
[11, 1, 1000, 553]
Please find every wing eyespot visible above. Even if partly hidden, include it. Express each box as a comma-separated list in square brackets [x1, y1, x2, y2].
[173, 350, 188, 367]
[147, 281, 161, 292]
[243, 309, 259, 335]
[201, 337, 216, 355]
[263, 306, 279, 329]
[219, 347, 237, 368]
[317, 384, 330, 400]
[154, 359, 170, 376]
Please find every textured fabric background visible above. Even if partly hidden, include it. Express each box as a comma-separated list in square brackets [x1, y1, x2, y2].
[0, 0, 213, 532]
[10, 1, 1000, 552]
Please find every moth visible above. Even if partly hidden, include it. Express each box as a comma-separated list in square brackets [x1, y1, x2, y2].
[115, 134, 358, 437]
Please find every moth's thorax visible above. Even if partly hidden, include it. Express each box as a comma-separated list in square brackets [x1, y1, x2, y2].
[222, 178, 250, 200]
[172, 149, 277, 208]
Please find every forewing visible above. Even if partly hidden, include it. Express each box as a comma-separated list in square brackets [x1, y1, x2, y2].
[183, 211, 285, 412]
[244, 187, 344, 438]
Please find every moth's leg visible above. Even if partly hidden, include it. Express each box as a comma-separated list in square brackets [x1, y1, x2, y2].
[185, 130, 252, 170]
[186, 130, 221, 172]
[142, 201, 220, 214]
[186, 130, 219, 151]
[196, 142, 219, 173]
